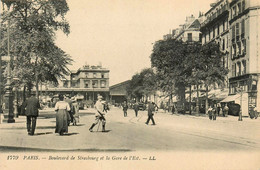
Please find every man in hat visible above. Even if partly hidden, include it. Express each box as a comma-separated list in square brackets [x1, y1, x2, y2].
[145, 101, 156, 125]
[89, 95, 106, 132]
[24, 93, 41, 135]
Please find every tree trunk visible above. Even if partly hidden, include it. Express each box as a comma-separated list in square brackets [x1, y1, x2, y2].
[23, 85, 26, 102]
[189, 85, 192, 115]
[205, 84, 209, 115]
[196, 84, 199, 115]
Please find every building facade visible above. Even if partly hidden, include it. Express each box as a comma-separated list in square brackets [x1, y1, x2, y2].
[200, 0, 230, 81]
[41, 64, 110, 104]
[228, 0, 260, 115]
[200, 0, 260, 115]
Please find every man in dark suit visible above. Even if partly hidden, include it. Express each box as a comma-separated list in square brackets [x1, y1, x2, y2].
[65, 95, 73, 125]
[145, 101, 156, 125]
[24, 93, 40, 136]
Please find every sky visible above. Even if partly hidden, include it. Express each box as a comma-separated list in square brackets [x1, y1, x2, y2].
[55, 0, 215, 86]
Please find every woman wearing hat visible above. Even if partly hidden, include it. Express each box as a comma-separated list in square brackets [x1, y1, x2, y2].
[54, 94, 71, 135]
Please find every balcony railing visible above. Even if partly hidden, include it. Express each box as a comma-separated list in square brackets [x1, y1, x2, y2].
[201, 5, 228, 27]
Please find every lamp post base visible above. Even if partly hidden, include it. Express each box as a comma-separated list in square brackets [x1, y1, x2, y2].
[2, 91, 15, 123]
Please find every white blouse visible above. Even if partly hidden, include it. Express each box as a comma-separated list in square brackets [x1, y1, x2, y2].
[55, 101, 71, 111]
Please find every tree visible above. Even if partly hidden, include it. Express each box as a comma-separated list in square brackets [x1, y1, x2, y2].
[0, 0, 72, 99]
[150, 39, 188, 108]
[193, 41, 228, 114]
[127, 68, 157, 102]
[150, 38, 228, 114]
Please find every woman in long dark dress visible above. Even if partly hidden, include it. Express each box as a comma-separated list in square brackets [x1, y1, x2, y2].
[54, 94, 71, 135]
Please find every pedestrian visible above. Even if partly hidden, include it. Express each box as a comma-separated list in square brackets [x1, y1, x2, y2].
[217, 103, 221, 116]
[208, 105, 213, 120]
[71, 97, 79, 125]
[223, 104, 229, 117]
[122, 100, 128, 117]
[64, 95, 73, 126]
[145, 101, 156, 125]
[24, 93, 41, 136]
[89, 95, 107, 132]
[212, 104, 217, 120]
[55, 94, 71, 136]
[219, 107, 223, 116]
[254, 106, 258, 119]
[171, 104, 175, 114]
[133, 101, 139, 117]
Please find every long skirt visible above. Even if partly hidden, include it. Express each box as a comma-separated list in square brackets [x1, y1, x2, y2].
[55, 109, 69, 134]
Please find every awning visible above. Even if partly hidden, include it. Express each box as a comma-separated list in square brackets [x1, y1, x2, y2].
[209, 88, 229, 101]
[220, 94, 240, 103]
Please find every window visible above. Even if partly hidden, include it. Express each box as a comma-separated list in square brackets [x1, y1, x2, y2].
[187, 33, 192, 42]
[242, 0, 245, 11]
[101, 73, 104, 78]
[232, 64, 236, 77]
[237, 62, 241, 76]
[223, 21, 225, 32]
[226, 35, 229, 48]
[242, 39, 246, 54]
[232, 43, 237, 59]
[232, 25, 235, 41]
[199, 33, 202, 42]
[222, 39, 225, 51]
[85, 80, 90, 88]
[101, 81, 106, 88]
[241, 19, 245, 37]
[236, 23, 240, 39]
[213, 26, 215, 38]
[242, 60, 246, 75]
[233, 6, 237, 18]
[237, 41, 241, 55]
[92, 81, 98, 88]
[237, 3, 241, 14]
[252, 80, 257, 91]
[85, 73, 89, 78]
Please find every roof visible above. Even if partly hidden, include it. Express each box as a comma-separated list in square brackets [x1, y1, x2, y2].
[187, 19, 201, 29]
[110, 80, 131, 89]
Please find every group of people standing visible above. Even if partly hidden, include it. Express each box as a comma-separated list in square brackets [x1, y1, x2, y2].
[23, 93, 79, 136]
[208, 104, 229, 121]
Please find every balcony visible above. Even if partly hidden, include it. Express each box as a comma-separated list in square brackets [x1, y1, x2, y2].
[201, 5, 228, 28]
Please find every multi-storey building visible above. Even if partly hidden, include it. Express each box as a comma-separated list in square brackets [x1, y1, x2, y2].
[200, 0, 260, 116]
[42, 64, 110, 102]
[173, 14, 204, 42]
[228, 0, 260, 115]
[201, 0, 230, 77]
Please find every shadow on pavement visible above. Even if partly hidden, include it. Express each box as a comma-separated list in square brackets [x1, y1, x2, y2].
[61, 132, 79, 136]
[34, 132, 53, 136]
[93, 130, 112, 133]
[0, 126, 56, 130]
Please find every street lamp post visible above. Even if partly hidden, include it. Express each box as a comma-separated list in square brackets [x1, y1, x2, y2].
[3, 4, 15, 123]
[13, 77, 19, 118]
